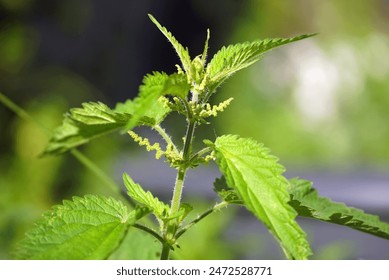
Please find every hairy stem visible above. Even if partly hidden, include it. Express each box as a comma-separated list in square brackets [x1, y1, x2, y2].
[201, 89, 213, 104]
[154, 124, 179, 154]
[169, 118, 196, 214]
[180, 97, 192, 119]
[169, 99, 197, 212]
[133, 224, 164, 244]
[170, 167, 187, 214]
[189, 146, 212, 162]
[182, 121, 196, 161]
[176, 201, 228, 239]
[160, 242, 171, 260]
[163, 101, 199, 260]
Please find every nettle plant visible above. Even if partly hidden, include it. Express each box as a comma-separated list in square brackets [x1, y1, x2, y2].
[13, 15, 389, 260]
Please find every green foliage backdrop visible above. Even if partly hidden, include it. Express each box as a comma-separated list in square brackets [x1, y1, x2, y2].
[1, 0, 388, 259]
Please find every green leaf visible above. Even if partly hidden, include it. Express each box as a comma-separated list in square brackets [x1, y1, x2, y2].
[176, 203, 193, 225]
[213, 176, 243, 204]
[17, 195, 149, 259]
[206, 34, 315, 93]
[123, 173, 169, 219]
[288, 178, 389, 239]
[43, 96, 173, 155]
[114, 96, 171, 127]
[200, 29, 211, 68]
[148, 14, 193, 79]
[125, 72, 190, 130]
[209, 135, 312, 259]
[43, 102, 129, 155]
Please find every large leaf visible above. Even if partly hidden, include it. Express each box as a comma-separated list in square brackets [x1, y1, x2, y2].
[208, 135, 312, 259]
[288, 178, 389, 239]
[125, 72, 190, 130]
[17, 195, 149, 259]
[206, 34, 314, 93]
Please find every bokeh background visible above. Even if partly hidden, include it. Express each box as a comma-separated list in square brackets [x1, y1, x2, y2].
[1, 0, 388, 259]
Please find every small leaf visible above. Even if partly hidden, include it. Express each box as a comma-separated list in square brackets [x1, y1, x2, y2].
[17, 195, 148, 260]
[43, 102, 129, 155]
[148, 14, 193, 79]
[165, 203, 194, 224]
[213, 176, 243, 204]
[201, 29, 211, 68]
[123, 173, 169, 219]
[125, 72, 190, 130]
[206, 34, 315, 93]
[209, 135, 312, 259]
[289, 178, 389, 239]
[177, 203, 193, 225]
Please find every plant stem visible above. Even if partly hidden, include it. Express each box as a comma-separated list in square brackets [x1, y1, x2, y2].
[189, 146, 212, 162]
[169, 98, 197, 212]
[133, 224, 164, 244]
[154, 124, 179, 154]
[201, 89, 213, 104]
[176, 201, 228, 239]
[182, 121, 196, 161]
[160, 242, 171, 260]
[169, 117, 197, 214]
[163, 104, 199, 259]
[170, 166, 187, 214]
[0, 92, 50, 133]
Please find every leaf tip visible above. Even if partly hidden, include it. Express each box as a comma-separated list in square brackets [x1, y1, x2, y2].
[148, 14, 160, 28]
[122, 172, 131, 183]
[203, 139, 214, 147]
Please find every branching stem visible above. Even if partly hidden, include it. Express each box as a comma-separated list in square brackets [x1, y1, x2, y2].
[133, 223, 164, 244]
[163, 95, 200, 259]
[160, 242, 171, 260]
[154, 124, 179, 154]
[189, 146, 212, 162]
[176, 201, 228, 239]
[170, 118, 196, 215]
[182, 121, 196, 161]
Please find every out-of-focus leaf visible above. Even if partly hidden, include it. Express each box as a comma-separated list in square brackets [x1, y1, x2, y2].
[43, 102, 129, 155]
[289, 178, 389, 239]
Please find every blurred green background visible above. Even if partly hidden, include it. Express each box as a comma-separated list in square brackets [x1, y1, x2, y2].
[0, 0, 388, 259]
